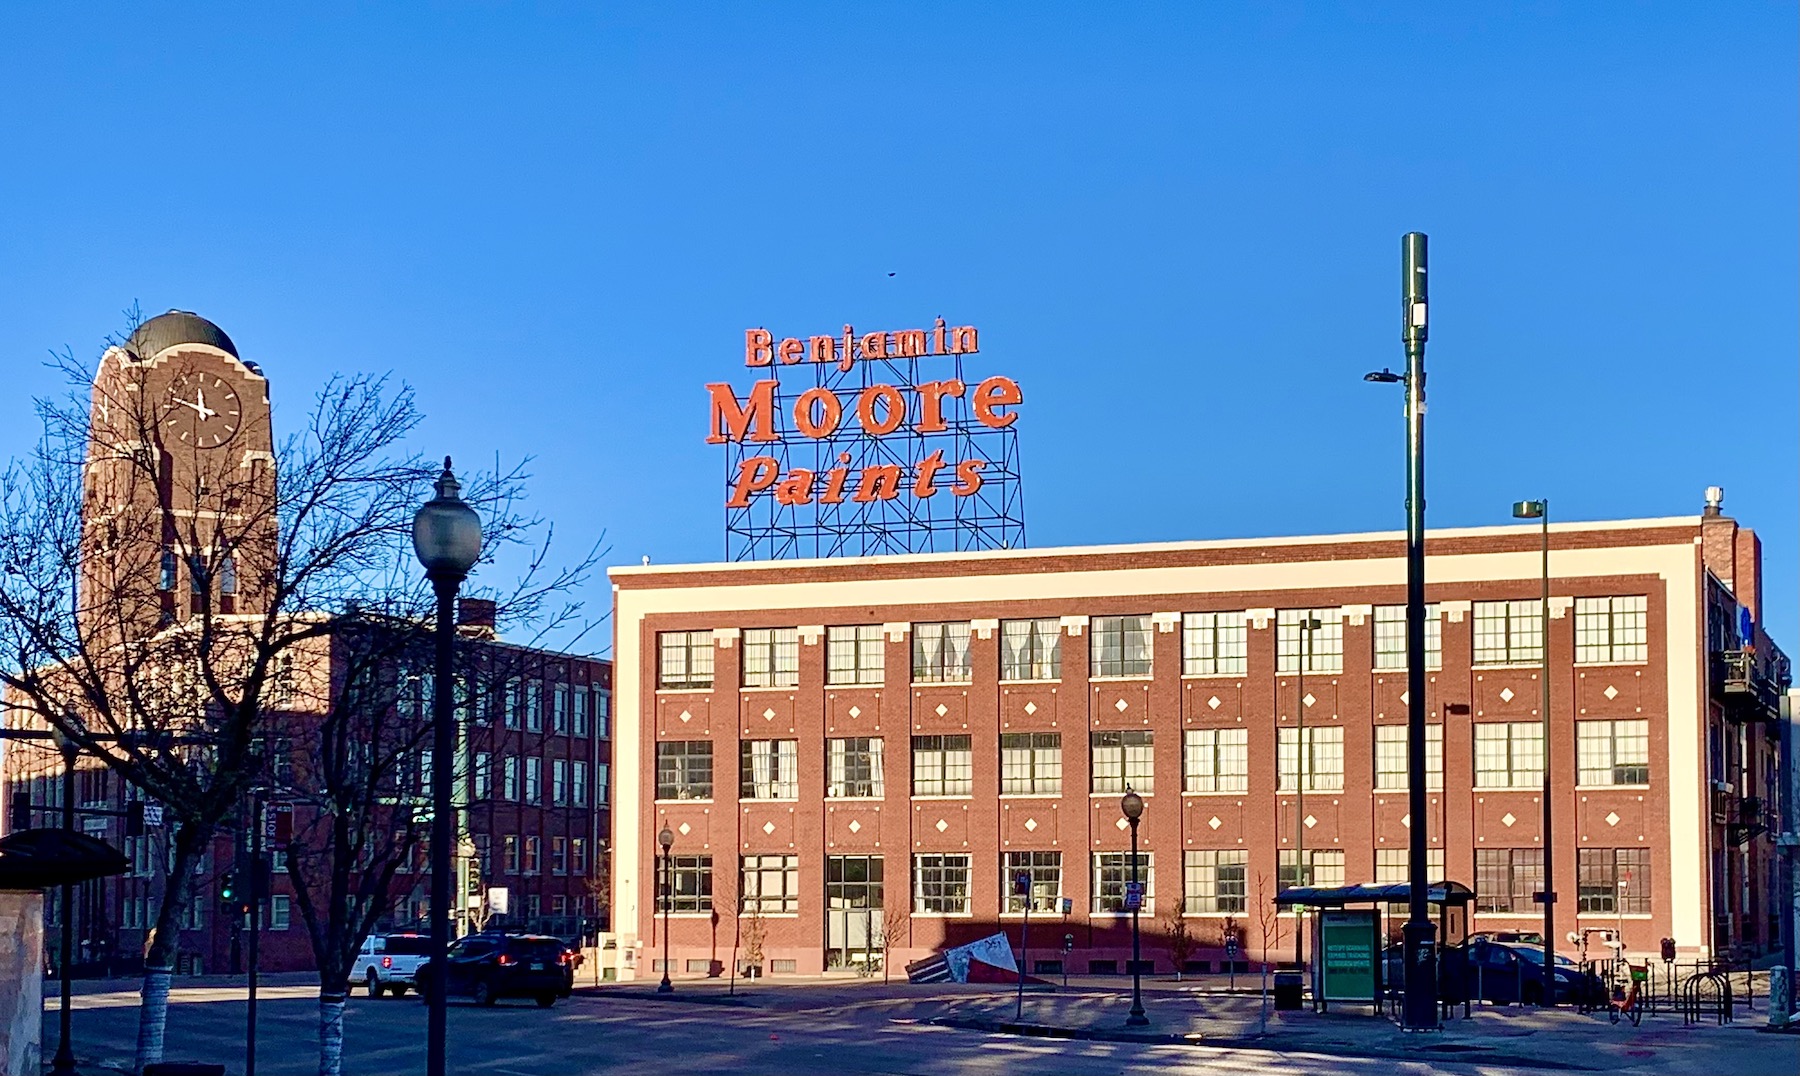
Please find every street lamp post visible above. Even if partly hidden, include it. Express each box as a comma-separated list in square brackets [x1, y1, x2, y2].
[1513, 498, 1556, 1001]
[1293, 615, 1321, 969]
[1121, 789, 1148, 1027]
[413, 458, 483, 1076]
[1370, 232, 1437, 1030]
[49, 723, 79, 1076]
[658, 823, 675, 993]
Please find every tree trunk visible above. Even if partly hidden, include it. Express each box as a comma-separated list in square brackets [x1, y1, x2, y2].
[136, 826, 203, 1074]
[318, 992, 347, 1076]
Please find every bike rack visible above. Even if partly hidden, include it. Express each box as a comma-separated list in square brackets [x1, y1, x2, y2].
[1680, 969, 1733, 1026]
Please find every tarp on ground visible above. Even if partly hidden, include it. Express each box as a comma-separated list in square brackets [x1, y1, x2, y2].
[907, 933, 1019, 984]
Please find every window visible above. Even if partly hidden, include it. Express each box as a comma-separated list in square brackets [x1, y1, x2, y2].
[473, 752, 492, 800]
[1473, 601, 1543, 665]
[1277, 726, 1345, 792]
[740, 854, 798, 913]
[1183, 850, 1247, 913]
[913, 853, 971, 914]
[1373, 725, 1444, 791]
[525, 681, 543, 732]
[1276, 610, 1343, 674]
[1374, 848, 1445, 886]
[827, 625, 884, 685]
[1000, 618, 1061, 681]
[1474, 723, 1544, 789]
[667, 855, 713, 912]
[826, 857, 883, 918]
[1183, 728, 1248, 793]
[658, 631, 715, 689]
[742, 627, 800, 688]
[524, 757, 542, 803]
[1277, 849, 1344, 889]
[911, 735, 973, 796]
[1003, 851, 1062, 913]
[550, 684, 568, 734]
[593, 687, 610, 737]
[158, 548, 177, 592]
[740, 740, 799, 799]
[552, 837, 568, 875]
[1577, 720, 1650, 786]
[503, 835, 519, 874]
[269, 895, 291, 931]
[573, 687, 588, 737]
[1000, 733, 1062, 795]
[912, 622, 972, 683]
[501, 756, 519, 801]
[1373, 604, 1443, 670]
[1093, 852, 1153, 913]
[656, 741, 714, 800]
[503, 679, 521, 730]
[595, 763, 609, 804]
[572, 761, 589, 807]
[1090, 615, 1153, 678]
[523, 836, 541, 875]
[1182, 613, 1247, 676]
[1578, 849, 1651, 915]
[1475, 848, 1544, 914]
[827, 737, 884, 798]
[551, 759, 568, 805]
[571, 838, 587, 876]
[1091, 730, 1154, 793]
[219, 554, 237, 597]
[1575, 596, 1648, 664]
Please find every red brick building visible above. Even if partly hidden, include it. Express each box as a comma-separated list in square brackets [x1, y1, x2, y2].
[610, 503, 1788, 981]
[1, 311, 612, 975]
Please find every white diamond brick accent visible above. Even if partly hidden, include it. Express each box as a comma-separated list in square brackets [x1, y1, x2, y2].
[1115, 817, 1130, 831]
[1207, 696, 1221, 710]
[762, 707, 776, 721]
[1115, 698, 1129, 712]
[1024, 818, 1039, 832]
[1303, 815, 1317, 829]
[677, 822, 691, 836]
[1303, 692, 1316, 708]
[1401, 814, 1411, 828]
[1499, 688, 1515, 703]
[848, 706, 861, 718]
[934, 819, 949, 833]
[847, 820, 862, 834]
[678, 710, 692, 723]
[1501, 812, 1517, 827]
[762, 821, 776, 835]
[1604, 685, 1619, 701]
[935, 704, 948, 717]
[1399, 691, 1409, 705]
[1605, 811, 1621, 827]
[1023, 702, 1038, 715]
[1207, 816, 1222, 831]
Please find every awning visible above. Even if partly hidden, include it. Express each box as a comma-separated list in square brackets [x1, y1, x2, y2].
[1274, 880, 1475, 908]
[0, 828, 130, 890]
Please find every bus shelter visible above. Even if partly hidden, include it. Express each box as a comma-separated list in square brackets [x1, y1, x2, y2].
[1275, 881, 1476, 1013]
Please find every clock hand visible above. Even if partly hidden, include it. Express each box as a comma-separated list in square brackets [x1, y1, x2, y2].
[194, 386, 216, 420]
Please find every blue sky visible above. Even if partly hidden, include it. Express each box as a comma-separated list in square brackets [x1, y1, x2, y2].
[1, 4, 1793, 654]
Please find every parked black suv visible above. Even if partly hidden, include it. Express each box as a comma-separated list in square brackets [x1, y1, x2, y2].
[415, 933, 569, 1008]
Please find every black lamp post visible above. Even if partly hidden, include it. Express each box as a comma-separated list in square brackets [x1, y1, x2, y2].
[49, 722, 80, 1076]
[1513, 498, 1556, 1001]
[657, 823, 675, 993]
[413, 458, 482, 1076]
[1292, 615, 1321, 969]
[1120, 788, 1148, 1027]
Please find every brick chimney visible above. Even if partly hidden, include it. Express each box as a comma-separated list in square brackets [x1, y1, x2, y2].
[456, 597, 498, 640]
[1698, 486, 1761, 622]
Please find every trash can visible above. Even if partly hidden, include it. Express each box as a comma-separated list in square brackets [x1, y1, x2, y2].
[1273, 971, 1304, 1011]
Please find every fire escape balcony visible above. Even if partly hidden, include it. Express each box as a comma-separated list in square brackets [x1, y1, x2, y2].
[1710, 649, 1788, 725]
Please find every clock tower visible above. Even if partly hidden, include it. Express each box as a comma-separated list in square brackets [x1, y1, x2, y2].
[82, 311, 276, 641]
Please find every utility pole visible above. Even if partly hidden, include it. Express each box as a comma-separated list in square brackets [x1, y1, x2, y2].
[1399, 232, 1438, 1032]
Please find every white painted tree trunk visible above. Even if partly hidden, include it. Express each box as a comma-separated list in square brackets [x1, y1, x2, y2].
[318, 993, 347, 1076]
[135, 965, 173, 1073]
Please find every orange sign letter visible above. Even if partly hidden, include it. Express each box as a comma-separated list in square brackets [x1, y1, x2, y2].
[726, 456, 781, 507]
[745, 328, 773, 367]
[971, 376, 1022, 428]
[707, 380, 780, 444]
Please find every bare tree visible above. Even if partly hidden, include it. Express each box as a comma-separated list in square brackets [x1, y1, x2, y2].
[1253, 873, 1277, 1032]
[880, 901, 909, 984]
[0, 318, 597, 1074]
[1162, 902, 1195, 981]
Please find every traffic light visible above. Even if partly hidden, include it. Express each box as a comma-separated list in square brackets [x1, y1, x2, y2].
[125, 800, 145, 838]
[219, 872, 237, 913]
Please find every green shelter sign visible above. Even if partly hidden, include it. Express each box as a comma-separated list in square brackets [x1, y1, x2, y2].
[1318, 910, 1380, 1002]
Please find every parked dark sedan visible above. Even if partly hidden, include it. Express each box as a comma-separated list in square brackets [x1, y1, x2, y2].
[415, 933, 569, 1008]
[1385, 940, 1606, 1006]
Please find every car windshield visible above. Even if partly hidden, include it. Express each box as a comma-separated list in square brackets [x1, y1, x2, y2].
[1512, 947, 1577, 968]
[383, 936, 432, 956]
[507, 939, 564, 961]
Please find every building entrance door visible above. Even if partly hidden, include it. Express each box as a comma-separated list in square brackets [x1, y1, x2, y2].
[826, 855, 883, 972]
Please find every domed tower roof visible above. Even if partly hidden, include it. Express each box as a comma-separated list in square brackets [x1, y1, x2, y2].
[126, 310, 239, 360]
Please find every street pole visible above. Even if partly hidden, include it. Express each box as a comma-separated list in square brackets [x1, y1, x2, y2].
[1294, 617, 1318, 969]
[1015, 872, 1031, 1022]
[658, 824, 674, 993]
[52, 735, 79, 1076]
[1122, 789, 1148, 1027]
[1512, 499, 1555, 1000]
[247, 789, 262, 1076]
[1399, 231, 1438, 1031]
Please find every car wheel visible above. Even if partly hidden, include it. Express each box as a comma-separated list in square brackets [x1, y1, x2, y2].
[473, 979, 496, 1007]
[536, 993, 556, 1008]
[391, 985, 408, 998]
[367, 971, 384, 999]
[1522, 983, 1543, 1007]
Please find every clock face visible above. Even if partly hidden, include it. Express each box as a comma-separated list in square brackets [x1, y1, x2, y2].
[162, 372, 243, 449]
